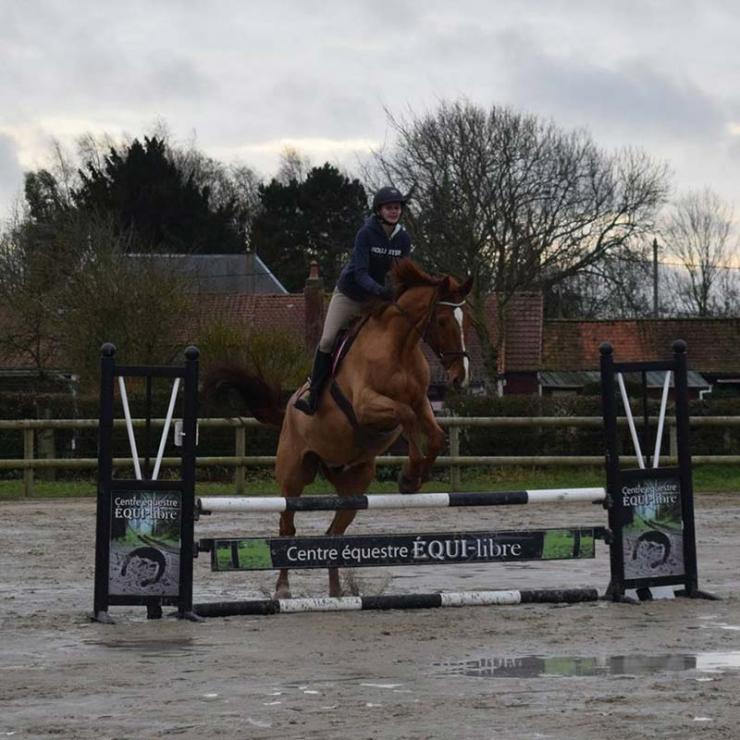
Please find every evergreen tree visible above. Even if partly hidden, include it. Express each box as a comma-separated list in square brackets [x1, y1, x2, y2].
[250, 163, 367, 291]
[74, 136, 248, 253]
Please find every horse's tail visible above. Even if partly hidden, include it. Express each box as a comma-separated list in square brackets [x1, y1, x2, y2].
[201, 363, 286, 428]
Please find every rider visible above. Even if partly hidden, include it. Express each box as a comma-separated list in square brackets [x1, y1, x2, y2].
[294, 186, 412, 415]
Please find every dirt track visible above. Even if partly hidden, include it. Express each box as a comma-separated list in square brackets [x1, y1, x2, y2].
[1, 493, 739, 739]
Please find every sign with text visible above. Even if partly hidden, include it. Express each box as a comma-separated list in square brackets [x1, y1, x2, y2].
[108, 490, 182, 597]
[618, 468, 685, 582]
[204, 528, 599, 572]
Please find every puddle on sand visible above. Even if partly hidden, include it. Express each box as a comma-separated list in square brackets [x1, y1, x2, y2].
[83, 637, 200, 658]
[436, 652, 740, 678]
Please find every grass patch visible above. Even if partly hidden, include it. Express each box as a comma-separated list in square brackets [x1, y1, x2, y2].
[2, 464, 738, 501]
[0, 478, 98, 499]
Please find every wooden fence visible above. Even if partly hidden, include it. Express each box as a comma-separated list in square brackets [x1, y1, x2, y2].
[2, 416, 740, 496]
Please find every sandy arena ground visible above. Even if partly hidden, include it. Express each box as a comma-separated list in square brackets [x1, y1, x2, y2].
[1, 492, 739, 739]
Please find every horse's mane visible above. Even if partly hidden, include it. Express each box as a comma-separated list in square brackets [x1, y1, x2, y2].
[391, 258, 443, 292]
[367, 258, 443, 318]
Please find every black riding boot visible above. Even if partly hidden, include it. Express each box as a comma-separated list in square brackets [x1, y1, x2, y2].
[294, 350, 333, 415]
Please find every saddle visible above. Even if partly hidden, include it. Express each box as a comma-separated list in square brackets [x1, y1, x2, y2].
[326, 317, 367, 431]
[329, 315, 367, 375]
[324, 316, 398, 441]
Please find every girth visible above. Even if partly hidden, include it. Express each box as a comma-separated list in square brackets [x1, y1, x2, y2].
[329, 380, 400, 444]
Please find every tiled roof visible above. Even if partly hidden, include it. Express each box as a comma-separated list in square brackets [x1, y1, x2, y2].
[192, 291, 544, 384]
[491, 293, 544, 372]
[453, 293, 543, 377]
[193, 294, 306, 340]
[543, 319, 740, 374]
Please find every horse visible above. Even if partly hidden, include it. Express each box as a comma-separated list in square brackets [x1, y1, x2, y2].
[203, 258, 473, 597]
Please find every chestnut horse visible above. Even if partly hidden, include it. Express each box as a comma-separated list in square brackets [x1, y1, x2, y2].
[204, 259, 472, 597]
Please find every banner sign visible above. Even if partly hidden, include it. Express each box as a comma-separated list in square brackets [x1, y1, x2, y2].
[204, 527, 598, 572]
[618, 468, 685, 582]
[108, 490, 183, 597]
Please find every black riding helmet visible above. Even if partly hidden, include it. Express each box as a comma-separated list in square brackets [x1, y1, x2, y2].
[372, 186, 408, 212]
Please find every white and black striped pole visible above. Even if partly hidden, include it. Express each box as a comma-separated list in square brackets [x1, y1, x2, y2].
[197, 488, 606, 514]
[194, 588, 600, 618]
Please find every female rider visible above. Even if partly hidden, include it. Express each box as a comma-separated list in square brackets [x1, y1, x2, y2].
[294, 186, 412, 415]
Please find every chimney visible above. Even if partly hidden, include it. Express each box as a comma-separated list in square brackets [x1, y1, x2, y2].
[304, 260, 325, 350]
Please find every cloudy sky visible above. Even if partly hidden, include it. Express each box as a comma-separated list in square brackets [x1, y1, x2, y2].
[2, 0, 740, 226]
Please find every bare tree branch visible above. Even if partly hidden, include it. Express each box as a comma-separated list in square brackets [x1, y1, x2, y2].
[662, 188, 740, 316]
[368, 100, 669, 384]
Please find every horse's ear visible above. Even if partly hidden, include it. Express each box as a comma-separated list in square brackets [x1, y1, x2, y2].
[460, 275, 474, 297]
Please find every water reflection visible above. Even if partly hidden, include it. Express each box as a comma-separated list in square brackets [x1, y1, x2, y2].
[84, 637, 198, 658]
[436, 651, 740, 678]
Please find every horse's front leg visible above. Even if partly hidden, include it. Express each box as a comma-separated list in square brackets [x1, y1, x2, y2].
[355, 392, 425, 493]
[325, 510, 358, 596]
[415, 398, 445, 484]
[275, 510, 295, 599]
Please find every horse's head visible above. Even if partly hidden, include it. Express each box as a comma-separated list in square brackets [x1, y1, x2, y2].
[427, 274, 474, 388]
[388, 259, 473, 388]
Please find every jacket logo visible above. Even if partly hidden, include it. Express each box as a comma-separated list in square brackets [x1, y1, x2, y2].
[371, 246, 403, 256]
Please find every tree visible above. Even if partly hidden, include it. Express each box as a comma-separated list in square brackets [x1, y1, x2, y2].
[0, 169, 79, 370]
[0, 208, 195, 387]
[0, 215, 63, 370]
[661, 189, 740, 316]
[371, 100, 669, 384]
[250, 163, 367, 291]
[545, 241, 655, 318]
[172, 144, 262, 237]
[276, 146, 312, 185]
[24, 169, 70, 225]
[197, 319, 310, 390]
[56, 221, 196, 385]
[1, 130, 267, 385]
[74, 136, 248, 253]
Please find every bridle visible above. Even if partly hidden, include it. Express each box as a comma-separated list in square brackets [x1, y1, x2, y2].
[434, 299, 470, 367]
[390, 287, 470, 367]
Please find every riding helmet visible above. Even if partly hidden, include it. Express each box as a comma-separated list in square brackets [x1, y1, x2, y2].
[372, 186, 408, 211]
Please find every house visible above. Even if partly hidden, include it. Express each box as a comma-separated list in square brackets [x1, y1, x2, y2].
[486, 293, 544, 394]
[540, 319, 735, 398]
[182, 266, 727, 399]
[2, 254, 736, 399]
[193, 262, 546, 397]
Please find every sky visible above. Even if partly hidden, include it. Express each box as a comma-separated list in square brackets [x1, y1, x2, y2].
[2, 0, 740, 229]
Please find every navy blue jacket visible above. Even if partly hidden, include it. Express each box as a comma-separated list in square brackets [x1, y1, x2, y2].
[336, 215, 412, 301]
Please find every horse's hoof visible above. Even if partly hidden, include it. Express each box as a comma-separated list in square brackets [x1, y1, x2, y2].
[398, 472, 421, 494]
[274, 586, 291, 600]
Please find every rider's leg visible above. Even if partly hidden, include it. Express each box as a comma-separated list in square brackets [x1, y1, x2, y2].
[294, 290, 364, 415]
[293, 349, 332, 415]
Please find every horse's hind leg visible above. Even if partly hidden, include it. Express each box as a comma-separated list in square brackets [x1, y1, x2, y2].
[275, 508, 297, 599]
[324, 462, 375, 597]
[274, 452, 319, 599]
